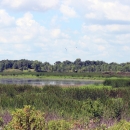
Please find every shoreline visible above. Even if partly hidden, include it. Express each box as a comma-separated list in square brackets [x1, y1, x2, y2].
[0, 76, 103, 87]
[0, 75, 104, 82]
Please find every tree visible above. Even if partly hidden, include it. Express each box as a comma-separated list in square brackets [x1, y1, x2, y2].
[0, 62, 4, 72]
[32, 60, 41, 72]
[12, 62, 18, 69]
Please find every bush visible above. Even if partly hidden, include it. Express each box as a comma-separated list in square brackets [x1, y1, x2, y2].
[47, 120, 72, 130]
[108, 120, 130, 130]
[4, 105, 45, 130]
[103, 79, 130, 88]
[3, 105, 73, 130]
[0, 117, 4, 127]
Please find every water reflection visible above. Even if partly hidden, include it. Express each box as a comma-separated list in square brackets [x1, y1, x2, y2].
[0, 79, 102, 86]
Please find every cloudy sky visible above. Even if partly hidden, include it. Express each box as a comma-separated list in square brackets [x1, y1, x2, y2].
[0, 0, 130, 64]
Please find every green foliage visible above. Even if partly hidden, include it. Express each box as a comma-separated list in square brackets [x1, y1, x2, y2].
[0, 59, 130, 73]
[103, 79, 130, 88]
[47, 120, 72, 130]
[3, 105, 73, 130]
[1, 83, 130, 127]
[108, 120, 130, 130]
[0, 117, 4, 127]
[4, 105, 45, 130]
[103, 98, 125, 119]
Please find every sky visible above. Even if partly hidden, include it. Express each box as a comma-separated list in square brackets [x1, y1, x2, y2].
[0, 0, 130, 64]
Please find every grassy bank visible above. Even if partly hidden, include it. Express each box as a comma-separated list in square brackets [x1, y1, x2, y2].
[0, 74, 104, 81]
[0, 74, 105, 81]
[0, 72, 130, 81]
[0, 71, 130, 80]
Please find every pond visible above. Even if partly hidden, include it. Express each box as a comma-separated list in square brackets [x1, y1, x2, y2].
[0, 79, 102, 86]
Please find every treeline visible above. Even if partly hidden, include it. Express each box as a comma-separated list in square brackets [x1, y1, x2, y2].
[0, 58, 130, 72]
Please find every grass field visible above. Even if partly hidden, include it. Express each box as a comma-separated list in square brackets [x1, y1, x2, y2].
[0, 71, 130, 81]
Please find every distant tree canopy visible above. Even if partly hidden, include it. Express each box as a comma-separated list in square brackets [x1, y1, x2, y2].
[0, 59, 130, 72]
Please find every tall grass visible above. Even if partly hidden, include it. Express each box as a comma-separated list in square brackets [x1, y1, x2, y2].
[0, 83, 130, 123]
[103, 79, 130, 88]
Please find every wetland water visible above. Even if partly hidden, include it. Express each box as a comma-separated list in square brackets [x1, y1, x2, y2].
[0, 79, 102, 86]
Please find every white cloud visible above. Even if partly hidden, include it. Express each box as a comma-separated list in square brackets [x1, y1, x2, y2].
[60, 4, 77, 18]
[15, 12, 45, 41]
[82, 23, 130, 33]
[0, 9, 15, 27]
[93, 38, 107, 44]
[123, 46, 130, 51]
[1, 0, 130, 22]
[50, 28, 70, 39]
[0, 12, 46, 44]
[16, 12, 39, 29]
[115, 34, 130, 44]
[97, 45, 105, 51]
[0, 37, 8, 43]
[14, 43, 31, 52]
[1, 0, 59, 11]
[123, 46, 130, 52]
[50, 15, 58, 25]
[51, 29, 61, 38]
[82, 24, 103, 32]
[1, 0, 23, 9]
[85, 0, 130, 21]
[85, 13, 96, 19]
[0, 48, 13, 55]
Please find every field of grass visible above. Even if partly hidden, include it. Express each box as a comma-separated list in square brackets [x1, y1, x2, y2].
[3, 69, 22, 72]
[0, 78, 130, 129]
[3, 69, 35, 72]
[0, 72, 130, 81]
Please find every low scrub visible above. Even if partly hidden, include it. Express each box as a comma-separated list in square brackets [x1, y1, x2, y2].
[0, 84, 130, 128]
[3, 105, 72, 130]
[103, 78, 130, 88]
[108, 120, 130, 130]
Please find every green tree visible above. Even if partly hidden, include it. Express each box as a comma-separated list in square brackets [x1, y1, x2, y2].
[32, 60, 41, 72]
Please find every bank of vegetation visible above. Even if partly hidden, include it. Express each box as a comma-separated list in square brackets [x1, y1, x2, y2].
[0, 59, 130, 73]
[0, 71, 123, 79]
[1, 78, 130, 129]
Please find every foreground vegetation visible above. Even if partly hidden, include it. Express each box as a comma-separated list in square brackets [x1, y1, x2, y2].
[0, 78, 130, 129]
[2, 106, 130, 130]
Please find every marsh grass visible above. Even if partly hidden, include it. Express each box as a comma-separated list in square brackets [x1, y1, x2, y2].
[103, 78, 130, 88]
[0, 82, 130, 129]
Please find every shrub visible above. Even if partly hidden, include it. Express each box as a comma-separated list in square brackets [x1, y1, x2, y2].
[0, 117, 4, 127]
[4, 105, 45, 130]
[103, 98, 124, 119]
[103, 79, 130, 88]
[108, 120, 130, 130]
[47, 120, 72, 130]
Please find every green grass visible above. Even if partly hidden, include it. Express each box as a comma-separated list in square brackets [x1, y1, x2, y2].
[3, 69, 22, 72]
[0, 75, 105, 81]
[0, 72, 130, 82]
[103, 78, 130, 88]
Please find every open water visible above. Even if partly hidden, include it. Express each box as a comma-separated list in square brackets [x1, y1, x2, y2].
[0, 79, 102, 86]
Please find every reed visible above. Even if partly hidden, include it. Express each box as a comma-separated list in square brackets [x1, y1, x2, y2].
[103, 78, 130, 88]
[0, 84, 130, 123]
